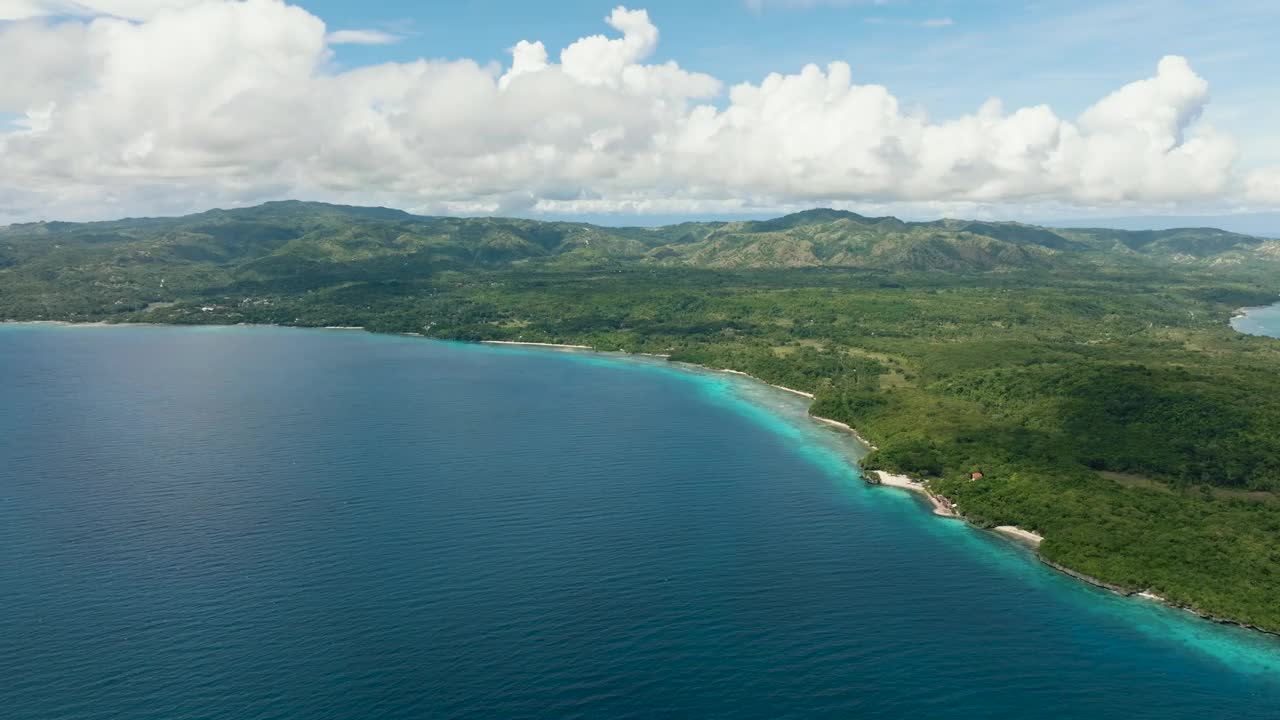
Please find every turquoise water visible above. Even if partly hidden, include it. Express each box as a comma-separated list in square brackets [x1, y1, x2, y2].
[1234, 301, 1280, 338]
[1, 324, 1278, 719]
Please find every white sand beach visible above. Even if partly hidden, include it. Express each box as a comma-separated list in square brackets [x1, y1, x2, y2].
[773, 385, 815, 399]
[812, 416, 878, 449]
[994, 525, 1044, 546]
[874, 470, 925, 490]
[871, 471, 957, 517]
[481, 340, 594, 349]
[717, 369, 816, 399]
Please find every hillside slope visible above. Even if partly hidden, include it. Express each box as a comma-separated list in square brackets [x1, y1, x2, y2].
[2, 202, 1275, 319]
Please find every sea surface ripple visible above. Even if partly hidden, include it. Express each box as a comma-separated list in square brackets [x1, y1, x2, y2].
[1, 325, 1278, 719]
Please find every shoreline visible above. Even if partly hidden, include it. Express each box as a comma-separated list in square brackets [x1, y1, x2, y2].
[1, 320, 370, 332]
[480, 340, 594, 350]
[717, 369, 816, 399]
[1231, 302, 1280, 334]
[870, 471, 957, 517]
[464, 335, 1280, 640]
[2, 320, 156, 327]
[994, 525, 1044, 547]
[9, 319, 1278, 640]
[1233, 302, 1277, 318]
[810, 416, 880, 450]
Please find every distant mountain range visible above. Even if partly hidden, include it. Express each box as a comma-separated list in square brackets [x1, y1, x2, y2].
[1048, 213, 1280, 239]
[3, 202, 1278, 291]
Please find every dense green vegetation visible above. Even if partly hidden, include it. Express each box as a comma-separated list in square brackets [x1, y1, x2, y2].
[4, 201, 1280, 631]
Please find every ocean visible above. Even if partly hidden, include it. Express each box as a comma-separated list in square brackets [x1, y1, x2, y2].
[1, 324, 1278, 719]
[1234, 301, 1280, 339]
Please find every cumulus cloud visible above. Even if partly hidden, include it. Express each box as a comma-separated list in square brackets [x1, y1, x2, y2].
[0, 0, 1263, 221]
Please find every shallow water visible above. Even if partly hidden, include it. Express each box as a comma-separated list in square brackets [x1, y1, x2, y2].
[1, 325, 1278, 719]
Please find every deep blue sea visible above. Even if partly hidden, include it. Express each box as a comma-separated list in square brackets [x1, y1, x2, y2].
[2, 325, 1279, 720]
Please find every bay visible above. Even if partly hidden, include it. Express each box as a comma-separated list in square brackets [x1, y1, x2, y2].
[1, 324, 1278, 719]
[1234, 301, 1280, 338]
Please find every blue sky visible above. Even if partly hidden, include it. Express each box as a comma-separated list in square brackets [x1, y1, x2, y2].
[313, 0, 1277, 140]
[2, 0, 1279, 223]
[310, 0, 1280, 216]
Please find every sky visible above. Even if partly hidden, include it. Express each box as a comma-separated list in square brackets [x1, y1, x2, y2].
[1, 0, 1279, 224]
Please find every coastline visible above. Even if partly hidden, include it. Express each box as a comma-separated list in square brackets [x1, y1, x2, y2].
[481, 340, 594, 350]
[716, 368, 815, 399]
[1232, 302, 1276, 319]
[994, 525, 1044, 547]
[1038, 558, 1280, 639]
[9, 320, 1278, 641]
[2, 320, 154, 327]
[1232, 301, 1280, 336]
[1, 320, 370, 331]
[809, 416, 880, 450]
[463, 335, 1280, 640]
[870, 471, 957, 517]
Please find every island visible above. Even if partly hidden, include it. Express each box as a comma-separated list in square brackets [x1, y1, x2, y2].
[3, 200, 1280, 634]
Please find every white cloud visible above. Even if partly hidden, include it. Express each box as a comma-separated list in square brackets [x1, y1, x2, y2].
[325, 29, 400, 46]
[0, 0, 1267, 222]
[0, 1, 51, 20]
[0, 0, 203, 21]
[1246, 167, 1280, 204]
[663, 59, 1235, 205]
[921, 18, 954, 28]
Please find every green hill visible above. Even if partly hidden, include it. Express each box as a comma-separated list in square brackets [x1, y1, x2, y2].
[2, 202, 1272, 294]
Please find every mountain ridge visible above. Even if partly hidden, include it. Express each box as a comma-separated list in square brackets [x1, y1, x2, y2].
[2, 202, 1275, 313]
